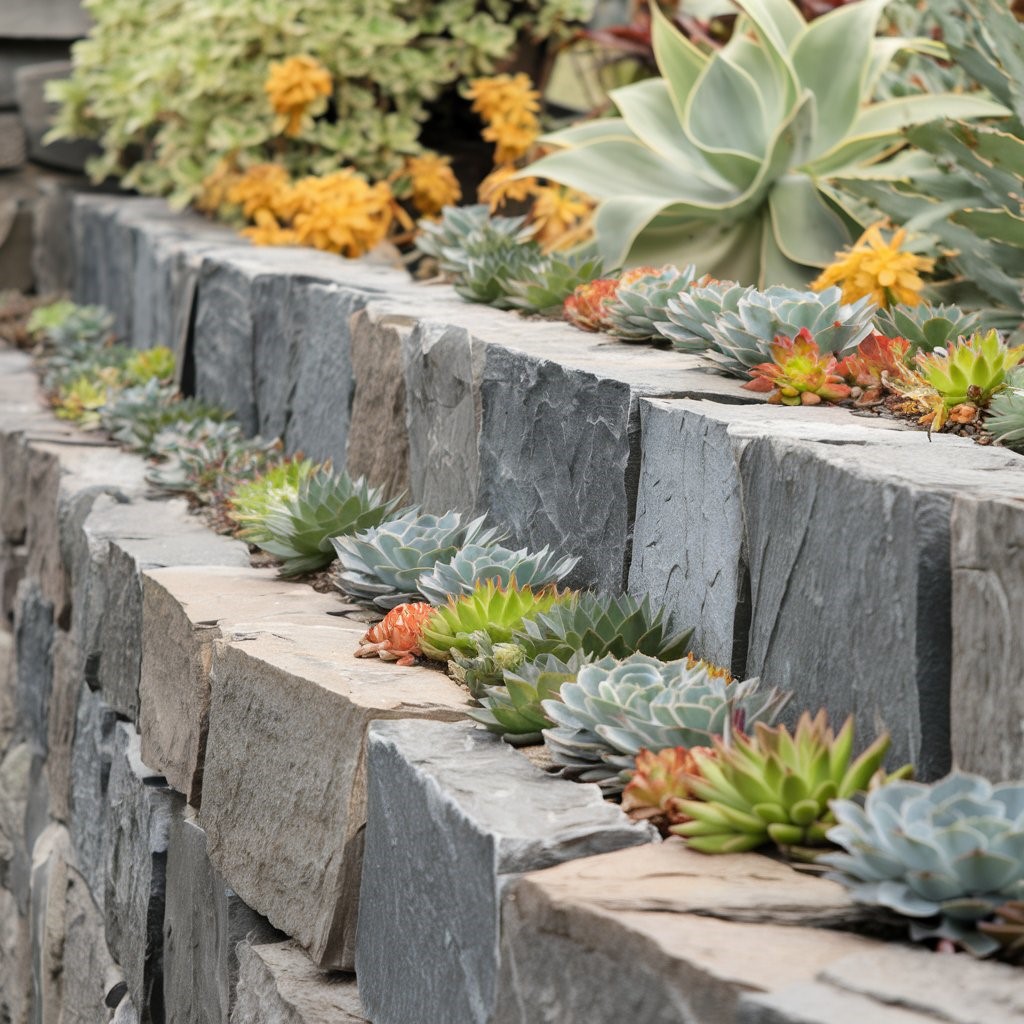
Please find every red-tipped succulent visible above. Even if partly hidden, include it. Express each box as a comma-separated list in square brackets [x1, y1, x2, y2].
[838, 332, 911, 405]
[621, 745, 713, 834]
[563, 278, 618, 332]
[743, 327, 853, 406]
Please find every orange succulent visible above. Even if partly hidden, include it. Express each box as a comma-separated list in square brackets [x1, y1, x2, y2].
[563, 278, 618, 332]
[622, 746, 713, 834]
[355, 602, 435, 667]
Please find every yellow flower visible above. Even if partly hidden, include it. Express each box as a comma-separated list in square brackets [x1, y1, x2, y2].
[241, 209, 301, 247]
[466, 73, 541, 163]
[264, 55, 333, 137]
[529, 184, 593, 251]
[405, 153, 461, 217]
[227, 163, 294, 220]
[478, 165, 537, 211]
[196, 158, 242, 216]
[813, 223, 935, 308]
[289, 170, 394, 257]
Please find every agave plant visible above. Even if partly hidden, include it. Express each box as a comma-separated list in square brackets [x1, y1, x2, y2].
[332, 511, 503, 610]
[621, 746, 709, 833]
[516, 592, 693, 664]
[986, 368, 1024, 451]
[449, 632, 529, 699]
[705, 286, 875, 377]
[744, 328, 853, 406]
[604, 264, 705, 342]
[467, 650, 591, 743]
[874, 303, 981, 355]
[525, 1, 1002, 285]
[505, 247, 607, 316]
[542, 653, 791, 791]
[228, 457, 319, 544]
[256, 469, 401, 578]
[672, 711, 909, 856]
[416, 204, 543, 308]
[979, 901, 1024, 965]
[416, 543, 578, 605]
[822, 772, 1024, 956]
[657, 279, 746, 353]
[419, 580, 558, 662]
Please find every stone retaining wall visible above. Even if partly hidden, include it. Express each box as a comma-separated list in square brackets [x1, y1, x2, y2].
[0, 194, 1021, 1022]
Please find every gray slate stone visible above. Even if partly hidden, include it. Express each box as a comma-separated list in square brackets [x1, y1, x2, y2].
[355, 719, 653, 1024]
[346, 307, 412, 501]
[69, 681, 118, 911]
[0, 741, 31, 901]
[738, 983, 937, 1024]
[231, 942, 365, 1024]
[0, 0, 91, 38]
[14, 61, 98, 172]
[403, 321, 482, 515]
[46, 628, 78, 822]
[0, 883, 30, 1024]
[0, 110, 25, 169]
[14, 577, 53, 755]
[163, 803, 281, 1024]
[0, 43, 70, 109]
[0, 628, 14, 749]
[104, 722, 176, 1021]
[950, 494, 1024, 779]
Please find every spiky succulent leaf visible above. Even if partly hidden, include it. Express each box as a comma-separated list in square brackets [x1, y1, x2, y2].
[542, 653, 791, 792]
[987, 368, 1024, 450]
[416, 543, 578, 605]
[419, 580, 558, 662]
[604, 264, 704, 342]
[822, 772, 1024, 956]
[658, 280, 746, 353]
[504, 247, 607, 315]
[467, 650, 591, 743]
[229, 458, 319, 543]
[516, 592, 693, 664]
[874, 303, 981, 354]
[333, 512, 503, 610]
[257, 469, 401, 578]
[449, 632, 528, 699]
[672, 712, 909, 856]
[915, 330, 1024, 411]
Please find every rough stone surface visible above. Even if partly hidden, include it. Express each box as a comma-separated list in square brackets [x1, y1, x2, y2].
[0, 43, 70, 108]
[231, 941, 365, 1024]
[14, 577, 53, 756]
[0, 628, 14, 749]
[200, 622, 469, 971]
[950, 494, 1024, 779]
[356, 719, 654, 1024]
[0, 110, 26, 169]
[68, 681, 118, 911]
[738, 983, 938, 1024]
[493, 841, 879, 1024]
[346, 308, 412, 501]
[0, 0, 91, 38]
[139, 566, 345, 805]
[15, 61, 99, 172]
[164, 807, 281, 1024]
[403, 321, 482, 515]
[0, 882, 31, 1024]
[46, 628, 78, 823]
[105, 722, 176, 1021]
[0, 740, 31, 901]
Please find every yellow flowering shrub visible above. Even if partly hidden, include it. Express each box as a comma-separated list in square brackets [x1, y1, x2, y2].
[264, 55, 333, 137]
[403, 154, 461, 218]
[466, 73, 541, 164]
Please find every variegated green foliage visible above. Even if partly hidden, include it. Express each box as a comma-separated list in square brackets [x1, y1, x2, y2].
[527, 0, 1004, 286]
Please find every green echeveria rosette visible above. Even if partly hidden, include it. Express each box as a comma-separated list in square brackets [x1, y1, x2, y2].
[604, 264, 702, 343]
[416, 542, 579, 606]
[657, 280, 745, 353]
[822, 772, 1024, 957]
[505, 248, 608, 316]
[332, 511, 504, 610]
[541, 653, 791, 793]
[257, 469, 401, 579]
[515, 592, 693, 664]
[874, 303, 980, 355]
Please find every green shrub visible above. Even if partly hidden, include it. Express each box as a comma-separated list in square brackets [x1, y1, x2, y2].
[51, 0, 593, 206]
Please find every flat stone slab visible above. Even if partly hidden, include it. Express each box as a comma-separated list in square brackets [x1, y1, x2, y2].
[139, 566, 349, 805]
[231, 941, 366, 1024]
[356, 719, 654, 1024]
[493, 839, 880, 1024]
[0, 0, 91, 38]
[199, 621, 470, 971]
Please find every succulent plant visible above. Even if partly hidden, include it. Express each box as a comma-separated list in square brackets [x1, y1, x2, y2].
[256, 468, 401, 578]
[123, 345, 176, 385]
[26, 299, 78, 338]
[54, 374, 112, 426]
[449, 632, 529, 699]
[228, 457, 319, 543]
[515, 592, 693, 664]
[563, 277, 618, 332]
[622, 746, 709, 834]
[44, 304, 114, 347]
[542, 653, 790, 791]
[505, 247, 608, 316]
[837, 332, 912, 406]
[332, 511, 503, 610]
[979, 901, 1024, 965]
[604, 264, 704, 343]
[527, 2, 999, 284]
[419, 580, 558, 662]
[672, 711, 910, 856]
[706, 287, 876, 378]
[107, 389, 233, 455]
[986, 368, 1024, 451]
[657, 279, 746, 354]
[913, 331, 1024, 428]
[416, 204, 543, 308]
[354, 602, 436, 667]
[416, 542, 578, 606]
[874, 304, 981, 355]
[467, 650, 590, 743]
[822, 772, 1024, 956]
[744, 328, 853, 407]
